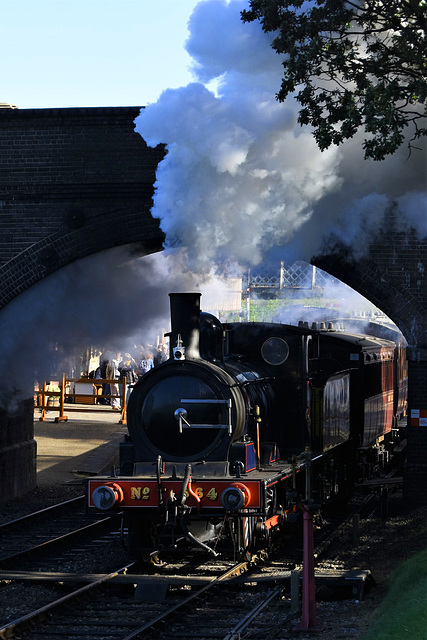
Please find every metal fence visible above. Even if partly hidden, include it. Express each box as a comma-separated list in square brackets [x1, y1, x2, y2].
[248, 262, 339, 290]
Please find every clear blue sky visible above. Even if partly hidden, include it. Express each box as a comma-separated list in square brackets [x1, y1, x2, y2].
[1, 0, 202, 109]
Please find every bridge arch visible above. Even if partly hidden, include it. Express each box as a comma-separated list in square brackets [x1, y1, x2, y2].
[0, 106, 165, 311]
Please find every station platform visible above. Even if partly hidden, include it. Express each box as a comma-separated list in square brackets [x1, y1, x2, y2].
[34, 405, 127, 487]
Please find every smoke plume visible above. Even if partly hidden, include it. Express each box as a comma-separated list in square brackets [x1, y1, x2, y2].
[134, 0, 426, 271]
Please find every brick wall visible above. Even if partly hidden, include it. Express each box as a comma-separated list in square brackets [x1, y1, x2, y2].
[0, 107, 164, 499]
[0, 107, 165, 310]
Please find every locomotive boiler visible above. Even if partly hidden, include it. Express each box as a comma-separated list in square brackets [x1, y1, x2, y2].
[87, 293, 406, 558]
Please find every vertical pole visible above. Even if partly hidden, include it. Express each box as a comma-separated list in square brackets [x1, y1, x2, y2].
[294, 449, 324, 633]
[55, 373, 68, 422]
[122, 377, 126, 412]
[60, 374, 65, 416]
[120, 377, 127, 424]
[39, 381, 47, 421]
[305, 447, 311, 500]
[294, 507, 324, 632]
[54, 373, 69, 422]
[246, 269, 251, 322]
[255, 405, 261, 469]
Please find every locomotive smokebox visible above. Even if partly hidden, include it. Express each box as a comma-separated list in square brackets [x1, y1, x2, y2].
[169, 293, 201, 361]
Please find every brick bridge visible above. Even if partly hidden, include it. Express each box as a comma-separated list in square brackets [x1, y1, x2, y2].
[1, 107, 426, 507]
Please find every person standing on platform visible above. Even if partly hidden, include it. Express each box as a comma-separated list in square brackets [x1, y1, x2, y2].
[119, 353, 138, 404]
[96, 353, 110, 405]
[154, 344, 168, 366]
[106, 351, 122, 411]
[139, 352, 154, 376]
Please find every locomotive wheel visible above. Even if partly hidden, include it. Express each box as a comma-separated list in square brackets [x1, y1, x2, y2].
[254, 520, 271, 549]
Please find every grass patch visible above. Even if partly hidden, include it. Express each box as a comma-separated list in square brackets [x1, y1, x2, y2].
[362, 547, 427, 640]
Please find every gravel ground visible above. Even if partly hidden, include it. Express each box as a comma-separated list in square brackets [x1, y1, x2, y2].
[1, 485, 426, 639]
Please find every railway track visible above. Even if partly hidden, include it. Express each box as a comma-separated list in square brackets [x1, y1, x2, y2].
[0, 556, 373, 640]
[0, 474, 401, 639]
[0, 497, 293, 639]
[5, 558, 370, 640]
[0, 496, 89, 560]
[0, 558, 245, 639]
[0, 495, 123, 573]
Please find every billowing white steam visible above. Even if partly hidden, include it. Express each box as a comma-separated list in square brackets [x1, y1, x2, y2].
[135, 0, 426, 270]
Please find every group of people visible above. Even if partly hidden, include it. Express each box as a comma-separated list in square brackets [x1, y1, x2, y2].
[95, 344, 168, 410]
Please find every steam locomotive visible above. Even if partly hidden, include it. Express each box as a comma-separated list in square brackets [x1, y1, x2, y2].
[86, 293, 407, 557]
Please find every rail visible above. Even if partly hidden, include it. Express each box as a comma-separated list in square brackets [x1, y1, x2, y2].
[36, 375, 127, 424]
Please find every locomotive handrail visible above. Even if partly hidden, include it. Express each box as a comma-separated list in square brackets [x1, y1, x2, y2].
[35, 374, 127, 424]
[176, 398, 233, 434]
[180, 399, 230, 403]
[175, 407, 232, 432]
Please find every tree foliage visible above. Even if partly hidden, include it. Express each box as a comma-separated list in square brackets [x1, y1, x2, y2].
[241, 0, 427, 160]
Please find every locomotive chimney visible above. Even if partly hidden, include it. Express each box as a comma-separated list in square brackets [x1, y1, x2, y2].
[169, 293, 201, 360]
